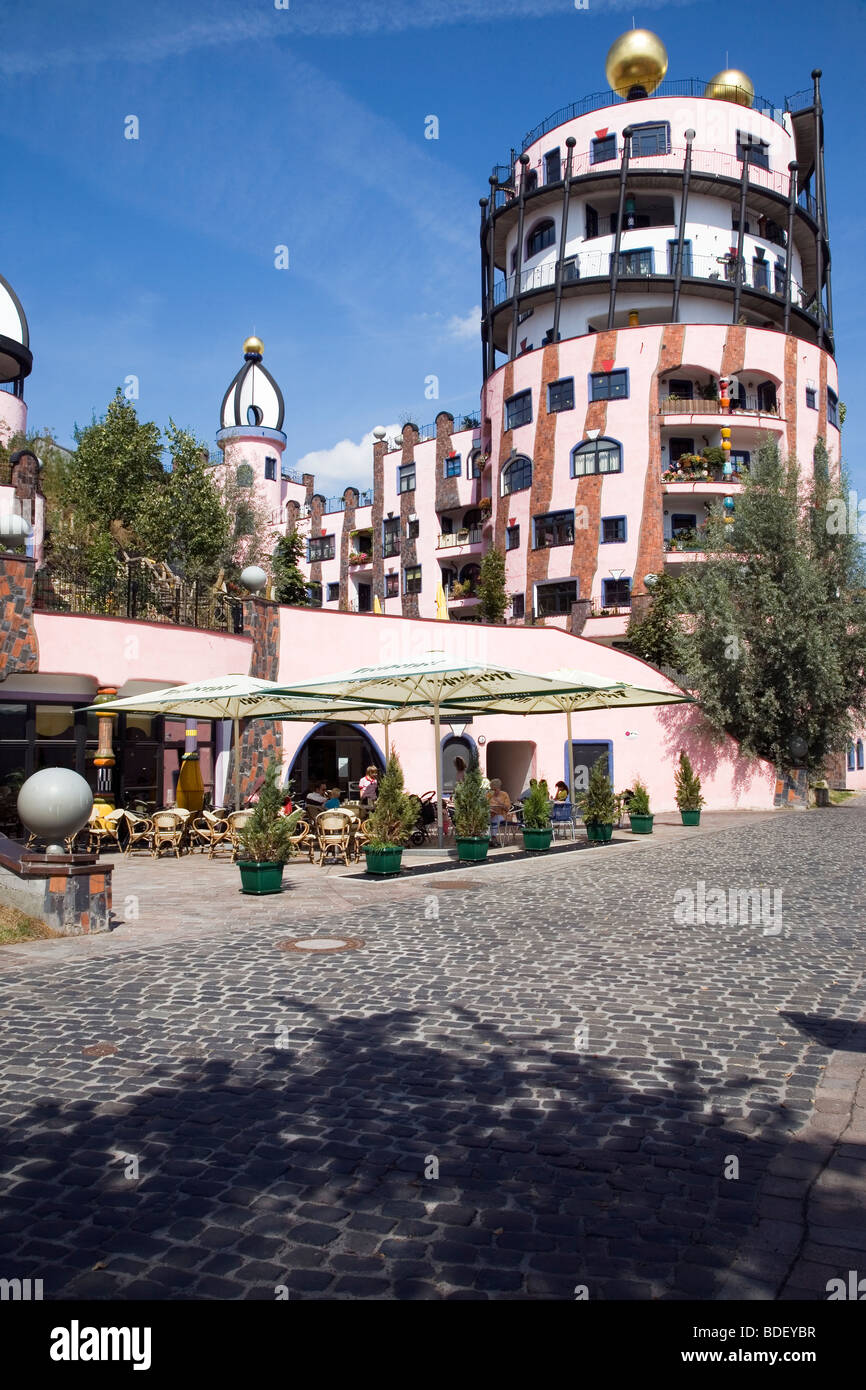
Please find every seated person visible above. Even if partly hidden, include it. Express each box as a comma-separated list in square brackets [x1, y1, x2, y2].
[553, 780, 570, 802]
[305, 781, 328, 811]
[324, 788, 342, 810]
[278, 792, 294, 817]
[487, 779, 513, 846]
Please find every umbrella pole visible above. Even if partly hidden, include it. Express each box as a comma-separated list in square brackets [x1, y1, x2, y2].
[434, 702, 443, 849]
[384, 722, 390, 761]
[234, 715, 241, 811]
[566, 706, 575, 805]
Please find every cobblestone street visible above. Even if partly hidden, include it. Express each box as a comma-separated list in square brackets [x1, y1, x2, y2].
[1, 802, 864, 1300]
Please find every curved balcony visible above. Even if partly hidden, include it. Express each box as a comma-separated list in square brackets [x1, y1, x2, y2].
[436, 527, 483, 555]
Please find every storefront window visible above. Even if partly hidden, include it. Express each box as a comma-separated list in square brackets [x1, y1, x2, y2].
[35, 705, 76, 739]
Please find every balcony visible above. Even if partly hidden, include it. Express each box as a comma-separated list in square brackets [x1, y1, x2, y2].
[658, 393, 781, 420]
[437, 527, 483, 552]
[347, 552, 372, 570]
[33, 561, 245, 634]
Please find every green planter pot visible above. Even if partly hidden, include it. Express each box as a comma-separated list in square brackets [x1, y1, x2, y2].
[585, 821, 614, 844]
[680, 809, 701, 826]
[628, 813, 654, 835]
[456, 836, 490, 862]
[522, 827, 552, 852]
[364, 846, 403, 876]
[238, 860, 284, 895]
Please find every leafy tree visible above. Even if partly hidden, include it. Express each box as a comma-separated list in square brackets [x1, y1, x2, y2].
[673, 438, 866, 772]
[136, 423, 228, 582]
[452, 756, 490, 837]
[626, 571, 686, 668]
[477, 546, 508, 623]
[63, 390, 163, 538]
[271, 529, 310, 606]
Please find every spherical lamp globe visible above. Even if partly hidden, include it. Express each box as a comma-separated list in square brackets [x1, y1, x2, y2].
[17, 768, 93, 855]
[240, 565, 268, 593]
[0, 513, 32, 549]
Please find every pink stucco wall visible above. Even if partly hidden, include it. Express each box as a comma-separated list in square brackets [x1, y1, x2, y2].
[33, 612, 252, 692]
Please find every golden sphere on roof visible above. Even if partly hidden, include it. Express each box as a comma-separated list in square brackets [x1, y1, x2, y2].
[605, 29, 668, 98]
[705, 69, 755, 107]
[243, 335, 264, 356]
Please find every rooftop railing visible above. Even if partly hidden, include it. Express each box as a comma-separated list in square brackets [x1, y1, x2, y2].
[33, 560, 245, 634]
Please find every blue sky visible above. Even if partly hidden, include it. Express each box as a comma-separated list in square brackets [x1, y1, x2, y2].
[3, 0, 863, 493]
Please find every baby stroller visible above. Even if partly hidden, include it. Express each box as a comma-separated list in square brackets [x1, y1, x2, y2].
[408, 791, 440, 845]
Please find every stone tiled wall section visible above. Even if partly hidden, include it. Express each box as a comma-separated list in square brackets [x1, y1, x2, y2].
[632, 326, 685, 601]
[308, 495, 325, 600]
[0, 855, 113, 936]
[339, 488, 358, 611]
[491, 362, 515, 559]
[227, 597, 282, 801]
[569, 330, 617, 604]
[720, 324, 747, 380]
[818, 351, 828, 443]
[372, 439, 386, 604]
[524, 343, 560, 608]
[784, 334, 799, 461]
[399, 425, 420, 618]
[0, 554, 39, 681]
[10, 452, 41, 506]
[434, 413, 460, 519]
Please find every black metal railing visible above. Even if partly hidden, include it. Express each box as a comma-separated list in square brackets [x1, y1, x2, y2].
[785, 88, 814, 113]
[33, 560, 245, 634]
[415, 410, 481, 442]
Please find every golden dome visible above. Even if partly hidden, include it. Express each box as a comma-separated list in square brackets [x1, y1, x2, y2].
[243, 335, 264, 356]
[704, 69, 755, 107]
[605, 29, 668, 97]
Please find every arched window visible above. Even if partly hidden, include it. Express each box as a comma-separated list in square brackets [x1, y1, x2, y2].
[848, 744, 856, 771]
[858, 740, 864, 771]
[236, 463, 254, 487]
[526, 220, 555, 259]
[463, 508, 482, 529]
[501, 455, 532, 495]
[247, 404, 263, 427]
[571, 438, 622, 478]
[459, 563, 481, 589]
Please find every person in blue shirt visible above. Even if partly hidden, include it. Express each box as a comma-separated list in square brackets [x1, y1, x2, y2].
[324, 788, 342, 809]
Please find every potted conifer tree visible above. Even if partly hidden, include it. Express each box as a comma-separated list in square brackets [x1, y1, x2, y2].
[627, 777, 654, 834]
[675, 750, 705, 825]
[236, 760, 303, 894]
[521, 779, 552, 851]
[363, 753, 417, 876]
[580, 755, 617, 843]
[453, 757, 491, 861]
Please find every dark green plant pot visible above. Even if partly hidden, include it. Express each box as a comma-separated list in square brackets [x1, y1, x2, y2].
[585, 821, 614, 843]
[456, 836, 490, 862]
[522, 827, 552, 852]
[680, 810, 701, 826]
[365, 846, 403, 876]
[628, 813, 654, 835]
[238, 860, 284, 895]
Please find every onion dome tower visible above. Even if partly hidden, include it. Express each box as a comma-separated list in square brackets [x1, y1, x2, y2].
[0, 270, 32, 441]
[215, 337, 287, 534]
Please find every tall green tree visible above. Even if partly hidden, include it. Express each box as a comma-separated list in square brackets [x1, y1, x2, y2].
[626, 571, 685, 668]
[63, 390, 163, 539]
[271, 529, 309, 605]
[136, 423, 229, 582]
[477, 546, 508, 623]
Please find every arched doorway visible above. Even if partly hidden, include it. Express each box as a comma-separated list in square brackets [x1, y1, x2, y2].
[441, 734, 476, 793]
[287, 722, 385, 798]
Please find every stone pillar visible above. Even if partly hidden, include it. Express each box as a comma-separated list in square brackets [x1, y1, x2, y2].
[92, 687, 118, 809]
[0, 552, 39, 681]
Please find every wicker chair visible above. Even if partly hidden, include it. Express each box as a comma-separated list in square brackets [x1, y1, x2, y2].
[88, 808, 127, 855]
[151, 809, 187, 859]
[312, 809, 355, 867]
[226, 809, 254, 862]
[287, 817, 312, 858]
[189, 811, 230, 858]
[122, 810, 153, 857]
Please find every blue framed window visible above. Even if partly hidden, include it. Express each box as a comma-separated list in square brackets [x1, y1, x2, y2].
[533, 511, 574, 549]
[667, 240, 693, 276]
[398, 463, 415, 492]
[501, 455, 532, 495]
[729, 451, 751, 471]
[774, 259, 786, 295]
[306, 582, 322, 608]
[383, 517, 400, 557]
[547, 378, 574, 413]
[264, 456, 277, 481]
[618, 247, 654, 277]
[805, 387, 817, 409]
[385, 572, 399, 598]
[544, 148, 561, 184]
[629, 122, 670, 157]
[511, 593, 525, 619]
[307, 535, 335, 562]
[326, 582, 340, 603]
[505, 390, 532, 430]
[602, 577, 631, 609]
[601, 516, 626, 544]
[404, 565, 422, 595]
[590, 133, 616, 165]
[444, 453, 461, 478]
[572, 438, 622, 477]
[752, 254, 770, 291]
[848, 744, 856, 772]
[859, 740, 864, 771]
[536, 579, 577, 616]
[526, 220, 555, 259]
[506, 525, 520, 551]
[827, 388, 839, 428]
[590, 370, 628, 402]
[736, 131, 770, 170]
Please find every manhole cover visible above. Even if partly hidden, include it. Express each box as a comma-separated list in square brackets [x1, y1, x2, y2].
[81, 1043, 118, 1057]
[277, 936, 364, 954]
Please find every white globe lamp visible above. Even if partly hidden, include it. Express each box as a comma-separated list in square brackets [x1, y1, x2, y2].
[17, 768, 93, 856]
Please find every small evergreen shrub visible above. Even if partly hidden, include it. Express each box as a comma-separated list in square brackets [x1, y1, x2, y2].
[237, 760, 303, 863]
[522, 780, 551, 830]
[364, 754, 418, 850]
[580, 756, 616, 825]
[628, 778, 651, 816]
[674, 750, 705, 811]
[453, 757, 490, 838]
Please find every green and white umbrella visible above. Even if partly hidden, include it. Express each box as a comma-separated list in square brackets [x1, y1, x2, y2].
[270, 652, 627, 844]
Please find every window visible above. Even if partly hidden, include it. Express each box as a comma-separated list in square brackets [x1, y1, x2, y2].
[618, 247, 654, 277]
[585, 205, 598, 239]
[752, 255, 770, 291]
[629, 122, 670, 157]
[505, 390, 532, 431]
[544, 148, 561, 184]
[444, 453, 461, 478]
[264, 456, 277, 481]
[246, 404, 264, 427]
[511, 593, 525, 619]
[805, 387, 817, 410]
[671, 513, 697, 534]
[774, 259, 786, 296]
[404, 565, 422, 595]
[407, 518, 419, 539]
[667, 240, 693, 276]
[547, 378, 574, 413]
[383, 517, 400, 557]
[506, 525, 520, 551]
[590, 133, 616, 165]
[666, 378, 694, 400]
[236, 463, 254, 487]
[306, 582, 322, 608]
[524, 168, 538, 193]
[848, 744, 856, 772]
[327, 582, 340, 603]
[526, 220, 555, 259]
[308, 534, 335, 562]
[736, 132, 770, 170]
[536, 580, 577, 616]
[757, 381, 777, 413]
[398, 463, 415, 493]
[601, 516, 626, 544]
[534, 511, 574, 548]
[385, 572, 399, 598]
[571, 438, 622, 476]
[590, 370, 628, 402]
[858, 740, 865, 771]
[669, 437, 695, 462]
[562, 256, 580, 283]
[501, 455, 532, 495]
[827, 388, 839, 428]
[602, 578, 631, 609]
[236, 504, 255, 535]
[469, 450, 484, 479]
[729, 451, 751, 471]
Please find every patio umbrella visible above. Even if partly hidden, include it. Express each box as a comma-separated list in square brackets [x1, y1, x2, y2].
[269, 652, 616, 845]
[446, 667, 693, 803]
[86, 675, 373, 811]
[435, 582, 449, 621]
[373, 594, 383, 615]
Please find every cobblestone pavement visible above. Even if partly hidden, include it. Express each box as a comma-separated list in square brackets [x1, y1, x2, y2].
[0, 802, 864, 1300]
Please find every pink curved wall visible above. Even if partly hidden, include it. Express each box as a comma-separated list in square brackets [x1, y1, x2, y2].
[33, 612, 251, 691]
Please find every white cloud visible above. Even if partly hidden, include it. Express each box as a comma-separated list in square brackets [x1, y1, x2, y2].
[447, 306, 481, 343]
[293, 424, 400, 495]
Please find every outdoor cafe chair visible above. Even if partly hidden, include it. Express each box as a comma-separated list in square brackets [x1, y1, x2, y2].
[150, 810, 187, 859]
[226, 809, 254, 862]
[122, 810, 153, 857]
[312, 809, 355, 867]
[87, 807, 127, 855]
[287, 817, 313, 858]
[550, 800, 577, 841]
[189, 810, 230, 858]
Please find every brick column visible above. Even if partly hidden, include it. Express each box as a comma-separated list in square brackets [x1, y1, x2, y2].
[399, 425, 420, 617]
[0, 553, 39, 681]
